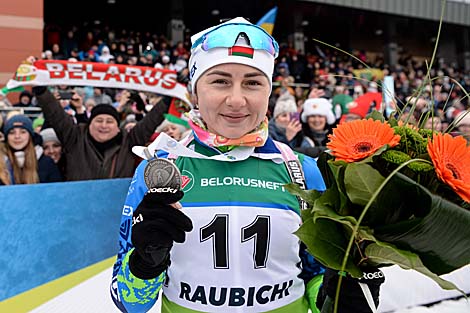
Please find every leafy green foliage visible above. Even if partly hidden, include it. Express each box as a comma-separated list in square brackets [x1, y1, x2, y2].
[294, 150, 470, 294]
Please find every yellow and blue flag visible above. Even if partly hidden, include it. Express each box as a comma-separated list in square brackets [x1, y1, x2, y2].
[256, 6, 277, 35]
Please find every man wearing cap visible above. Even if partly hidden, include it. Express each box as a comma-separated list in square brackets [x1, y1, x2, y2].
[32, 86, 166, 181]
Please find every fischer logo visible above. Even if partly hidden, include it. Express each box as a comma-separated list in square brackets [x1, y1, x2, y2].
[362, 271, 384, 280]
[181, 170, 195, 192]
[148, 187, 178, 193]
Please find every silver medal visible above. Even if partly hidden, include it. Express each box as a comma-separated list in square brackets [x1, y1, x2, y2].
[143, 158, 182, 190]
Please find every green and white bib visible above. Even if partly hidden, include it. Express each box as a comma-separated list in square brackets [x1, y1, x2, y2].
[161, 140, 308, 313]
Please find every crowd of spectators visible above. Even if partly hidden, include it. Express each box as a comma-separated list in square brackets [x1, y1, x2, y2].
[0, 23, 469, 185]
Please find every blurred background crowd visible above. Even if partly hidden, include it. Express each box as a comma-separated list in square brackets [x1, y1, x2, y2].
[0, 0, 469, 186]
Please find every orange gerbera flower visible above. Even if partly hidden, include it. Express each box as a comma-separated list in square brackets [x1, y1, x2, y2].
[327, 119, 401, 163]
[427, 133, 470, 202]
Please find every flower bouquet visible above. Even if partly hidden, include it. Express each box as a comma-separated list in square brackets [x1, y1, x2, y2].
[287, 111, 470, 305]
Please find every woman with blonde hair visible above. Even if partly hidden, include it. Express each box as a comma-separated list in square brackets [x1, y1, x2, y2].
[0, 143, 10, 185]
[3, 115, 61, 184]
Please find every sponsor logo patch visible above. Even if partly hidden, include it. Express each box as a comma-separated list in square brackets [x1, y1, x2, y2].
[181, 170, 195, 192]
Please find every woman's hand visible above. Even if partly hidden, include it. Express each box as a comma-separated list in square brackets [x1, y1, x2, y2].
[308, 88, 326, 99]
[69, 92, 84, 114]
[285, 119, 302, 142]
[116, 91, 130, 113]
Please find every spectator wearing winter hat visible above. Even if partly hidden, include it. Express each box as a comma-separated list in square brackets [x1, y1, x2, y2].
[98, 45, 115, 64]
[275, 61, 290, 79]
[154, 55, 172, 70]
[40, 127, 62, 163]
[174, 59, 188, 73]
[13, 90, 33, 107]
[40, 127, 66, 180]
[331, 94, 353, 121]
[32, 117, 45, 133]
[269, 94, 313, 150]
[341, 93, 376, 123]
[32, 85, 166, 181]
[155, 113, 190, 141]
[3, 114, 61, 184]
[300, 98, 336, 158]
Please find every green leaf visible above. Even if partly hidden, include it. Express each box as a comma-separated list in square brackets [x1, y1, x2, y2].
[311, 202, 376, 244]
[284, 183, 322, 205]
[312, 199, 358, 230]
[295, 217, 362, 277]
[344, 165, 432, 227]
[365, 242, 465, 294]
[328, 161, 349, 201]
[328, 160, 347, 182]
[366, 109, 385, 122]
[388, 116, 399, 127]
[374, 174, 470, 275]
[317, 152, 335, 188]
[314, 182, 350, 216]
[344, 163, 384, 206]
[369, 172, 431, 225]
[301, 206, 315, 221]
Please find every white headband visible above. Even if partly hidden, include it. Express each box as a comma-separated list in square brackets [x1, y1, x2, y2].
[188, 17, 275, 94]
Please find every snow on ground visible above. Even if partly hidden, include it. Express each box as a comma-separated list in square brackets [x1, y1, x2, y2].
[391, 297, 470, 313]
[30, 265, 470, 313]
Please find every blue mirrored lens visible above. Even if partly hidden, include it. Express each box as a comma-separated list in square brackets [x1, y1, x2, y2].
[192, 23, 279, 57]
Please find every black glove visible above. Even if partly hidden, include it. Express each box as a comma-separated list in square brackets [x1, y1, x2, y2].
[129, 190, 193, 279]
[32, 86, 48, 96]
[130, 92, 146, 112]
[317, 267, 385, 313]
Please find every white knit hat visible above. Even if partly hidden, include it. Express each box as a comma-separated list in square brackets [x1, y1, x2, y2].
[301, 98, 336, 125]
[188, 17, 276, 94]
[273, 95, 297, 118]
[40, 128, 60, 144]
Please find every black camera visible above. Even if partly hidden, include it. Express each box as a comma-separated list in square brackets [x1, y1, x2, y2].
[58, 90, 73, 100]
